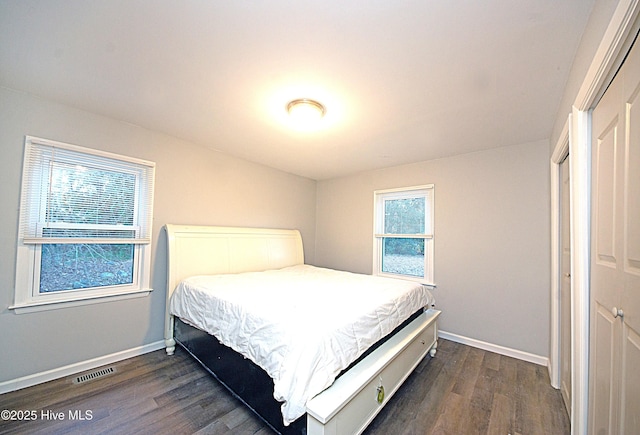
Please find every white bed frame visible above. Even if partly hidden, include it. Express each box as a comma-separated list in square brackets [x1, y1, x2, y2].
[164, 224, 440, 435]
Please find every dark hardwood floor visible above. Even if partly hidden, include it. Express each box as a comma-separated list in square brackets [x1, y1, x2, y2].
[0, 339, 569, 435]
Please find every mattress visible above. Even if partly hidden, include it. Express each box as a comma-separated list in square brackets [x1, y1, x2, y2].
[169, 264, 435, 425]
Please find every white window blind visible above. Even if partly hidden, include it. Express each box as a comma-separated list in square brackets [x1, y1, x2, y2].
[19, 137, 154, 245]
[374, 188, 434, 238]
[12, 136, 155, 312]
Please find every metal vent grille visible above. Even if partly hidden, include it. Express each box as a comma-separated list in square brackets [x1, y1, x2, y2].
[73, 366, 116, 384]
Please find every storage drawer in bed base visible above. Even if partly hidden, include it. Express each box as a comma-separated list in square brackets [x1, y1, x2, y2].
[174, 308, 439, 435]
[306, 308, 440, 435]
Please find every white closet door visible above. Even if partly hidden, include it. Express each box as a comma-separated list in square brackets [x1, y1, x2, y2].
[619, 36, 640, 435]
[589, 37, 640, 435]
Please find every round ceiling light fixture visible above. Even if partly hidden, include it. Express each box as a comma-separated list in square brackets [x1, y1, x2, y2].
[286, 98, 326, 125]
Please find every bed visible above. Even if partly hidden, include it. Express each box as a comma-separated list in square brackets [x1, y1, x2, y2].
[163, 224, 440, 435]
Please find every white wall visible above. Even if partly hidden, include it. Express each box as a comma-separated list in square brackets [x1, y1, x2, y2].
[315, 141, 551, 358]
[0, 87, 317, 384]
[550, 0, 620, 150]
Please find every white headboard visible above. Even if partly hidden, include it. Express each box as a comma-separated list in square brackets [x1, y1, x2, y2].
[163, 224, 304, 354]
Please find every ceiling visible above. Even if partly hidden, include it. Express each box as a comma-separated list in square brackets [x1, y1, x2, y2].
[0, 1, 594, 180]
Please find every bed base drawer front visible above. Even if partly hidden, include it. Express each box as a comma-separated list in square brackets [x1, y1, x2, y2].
[307, 309, 440, 435]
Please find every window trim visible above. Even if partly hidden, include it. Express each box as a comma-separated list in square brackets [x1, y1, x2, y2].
[11, 136, 155, 313]
[373, 184, 434, 285]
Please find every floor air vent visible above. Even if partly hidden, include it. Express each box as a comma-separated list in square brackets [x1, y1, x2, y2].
[73, 366, 117, 384]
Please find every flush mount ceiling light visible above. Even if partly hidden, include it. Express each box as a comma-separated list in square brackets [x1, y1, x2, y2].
[286, 99, 326, 125]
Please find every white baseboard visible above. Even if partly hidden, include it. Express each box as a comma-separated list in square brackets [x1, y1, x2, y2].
[438, 330, 549, 367]
[0, 340, 165, 395]
[548, 361, 560, 390]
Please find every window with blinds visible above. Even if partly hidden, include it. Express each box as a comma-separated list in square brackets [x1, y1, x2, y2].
[12, 136, 155, 311]
[373, 185, 434, 284]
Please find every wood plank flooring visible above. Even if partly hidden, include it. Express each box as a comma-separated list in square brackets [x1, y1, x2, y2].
[0, 339, 569, 434]
[363, 339, 570, 435]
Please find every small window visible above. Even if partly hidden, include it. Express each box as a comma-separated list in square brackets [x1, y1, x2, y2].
[373, 185, 434, 284]
[12, 136, 155, 312]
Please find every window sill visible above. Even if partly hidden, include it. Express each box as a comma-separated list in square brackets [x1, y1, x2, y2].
[8, 289, 152, 314]
[376, 272, 435, 286]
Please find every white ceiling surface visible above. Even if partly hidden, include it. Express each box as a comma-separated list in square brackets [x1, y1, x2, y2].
[0, 1, 594, 180]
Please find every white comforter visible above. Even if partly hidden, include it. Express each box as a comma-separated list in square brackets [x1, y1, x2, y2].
[169, 264, 434, 425]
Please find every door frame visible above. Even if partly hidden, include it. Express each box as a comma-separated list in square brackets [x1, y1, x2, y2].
[550, 1, 640, 434]
[549, 115, 570, 391]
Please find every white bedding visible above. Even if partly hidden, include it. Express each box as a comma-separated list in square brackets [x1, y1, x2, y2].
[169, 264, 435, 425]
